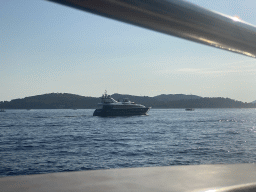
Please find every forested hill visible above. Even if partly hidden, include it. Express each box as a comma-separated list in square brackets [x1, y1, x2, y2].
[0, 93, 255, 109]
[0, 93, 98, 109]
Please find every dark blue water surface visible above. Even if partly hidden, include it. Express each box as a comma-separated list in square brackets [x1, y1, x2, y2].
[1, 109, 256, 177]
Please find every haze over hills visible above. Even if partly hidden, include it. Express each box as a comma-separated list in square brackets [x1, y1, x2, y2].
[0, 93, 255, 109]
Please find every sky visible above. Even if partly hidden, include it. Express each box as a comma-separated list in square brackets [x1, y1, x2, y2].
[1, 0, 256, 102]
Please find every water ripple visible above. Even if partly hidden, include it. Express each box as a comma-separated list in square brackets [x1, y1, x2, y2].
[1, 109, 256, 177]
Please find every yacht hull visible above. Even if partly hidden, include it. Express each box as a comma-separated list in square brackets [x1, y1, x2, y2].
[93, 107, 150, 117]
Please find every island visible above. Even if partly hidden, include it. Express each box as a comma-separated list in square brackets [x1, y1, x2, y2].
[0, 93, 255, 109]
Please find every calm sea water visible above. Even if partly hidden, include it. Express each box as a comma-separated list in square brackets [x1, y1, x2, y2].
[1, 109, 256, 177]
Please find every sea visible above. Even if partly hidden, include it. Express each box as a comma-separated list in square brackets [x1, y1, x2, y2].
[1, 108, 256, 177]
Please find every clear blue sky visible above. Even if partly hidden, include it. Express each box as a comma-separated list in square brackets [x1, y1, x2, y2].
[1, 0, 256, 102]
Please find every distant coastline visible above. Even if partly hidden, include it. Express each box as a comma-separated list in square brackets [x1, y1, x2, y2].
[0, 93, 255, 109]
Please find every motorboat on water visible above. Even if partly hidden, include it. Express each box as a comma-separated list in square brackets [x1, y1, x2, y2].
[93, 91, 151, 117]
[185, 108, 194, 111]
[0, 109, 5, 112]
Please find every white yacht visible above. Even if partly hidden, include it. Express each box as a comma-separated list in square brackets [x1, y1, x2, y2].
[93, 91, 150, 117]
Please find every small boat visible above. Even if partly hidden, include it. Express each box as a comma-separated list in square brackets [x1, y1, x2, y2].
[0, 109, 6, 112]
[93, 91, 151, 117]
[185, 108, 194, 111]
